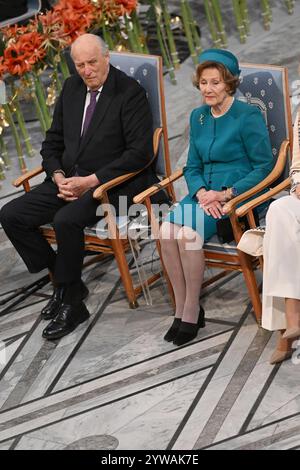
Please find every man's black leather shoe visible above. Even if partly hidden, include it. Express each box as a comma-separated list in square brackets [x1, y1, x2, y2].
[41, 285, 65, 321]
[41, 283, 89, 320]
[42, 302, 90, 340]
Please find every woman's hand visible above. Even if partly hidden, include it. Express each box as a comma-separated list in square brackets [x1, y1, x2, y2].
[198, 189, 224, 206]
[196, 187, 207, 202]
[202, 200, 224, 219]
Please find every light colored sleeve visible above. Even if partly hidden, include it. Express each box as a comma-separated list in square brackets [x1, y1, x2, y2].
[290, 110, 300, 193]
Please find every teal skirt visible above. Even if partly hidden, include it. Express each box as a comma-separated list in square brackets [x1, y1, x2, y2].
[165, 194, 223, 241]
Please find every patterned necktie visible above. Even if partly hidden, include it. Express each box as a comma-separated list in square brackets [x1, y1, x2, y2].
[82, 90, 98, 136]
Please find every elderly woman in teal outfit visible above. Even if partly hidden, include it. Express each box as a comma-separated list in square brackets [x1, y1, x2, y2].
[160, 49, 274, 346]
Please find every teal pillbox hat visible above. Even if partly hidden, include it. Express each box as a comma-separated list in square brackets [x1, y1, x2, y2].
[199, 49, 241, 76]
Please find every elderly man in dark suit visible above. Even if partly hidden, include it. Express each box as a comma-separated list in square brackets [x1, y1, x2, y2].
[0, 33, 161, 340]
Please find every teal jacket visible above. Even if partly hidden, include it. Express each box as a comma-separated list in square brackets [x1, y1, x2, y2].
[183, 99, 274, 198]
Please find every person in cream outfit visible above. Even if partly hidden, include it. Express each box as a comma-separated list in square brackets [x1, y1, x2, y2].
[262, 109, 300, 364]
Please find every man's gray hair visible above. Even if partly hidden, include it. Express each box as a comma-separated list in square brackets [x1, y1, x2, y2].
[70, 34, 109, 58]
[94, 36, 109, 55]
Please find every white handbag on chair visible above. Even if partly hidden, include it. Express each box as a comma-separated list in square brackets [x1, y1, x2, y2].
[237, 227, 265, 257]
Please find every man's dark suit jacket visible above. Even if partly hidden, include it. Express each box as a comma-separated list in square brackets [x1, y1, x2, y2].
[41, 64, 164, 207]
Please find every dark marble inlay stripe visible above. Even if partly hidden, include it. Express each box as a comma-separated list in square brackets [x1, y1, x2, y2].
[0, 327, 232, 421]
[9, 437, 20, 450]
[0, 316, 43, 385]
[206, 318, 238, 327]
[1, 339, 226, 425]
[3, 332, 27, 343]
[0, 312, 40, 336]
[239, 362, 282, 433]
[200, 271, 242, 299]
[203, 410, 300, 449]
[166, 302, 251, 450]
[2, 341, 57, 411]
[0, 276, 50, 318]
[0, 361, 215, 444]
[5, 334, 27, 347]
[6, 298, 48, 314]
[0, 189, 25, 201]
[193, 327, 272, 448]
[44, 274, 124, 395]
[236, 422, 300, 450]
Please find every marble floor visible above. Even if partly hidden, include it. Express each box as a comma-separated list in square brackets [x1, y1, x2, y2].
[1, 0, 300, 452]
[1, 235, 300, 451]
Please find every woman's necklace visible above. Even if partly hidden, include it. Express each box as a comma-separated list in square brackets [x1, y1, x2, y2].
[211, 97, 234, 118]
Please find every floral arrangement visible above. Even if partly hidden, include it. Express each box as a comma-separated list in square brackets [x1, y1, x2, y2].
[0, 0, 139, 175]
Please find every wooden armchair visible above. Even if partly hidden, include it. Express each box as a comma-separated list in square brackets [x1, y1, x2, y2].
[12, 52, 174, 308]
[134, 63, 293, 323]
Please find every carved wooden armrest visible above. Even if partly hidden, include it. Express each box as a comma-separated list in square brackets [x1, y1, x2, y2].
[133, 168, 183, 204]
[223, 139, 289, 215]
[93, 171, 140, 200]
[236, 177, 290, 218]
[13, 166, 44, 191]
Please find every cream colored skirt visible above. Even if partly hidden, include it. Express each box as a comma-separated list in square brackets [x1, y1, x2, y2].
[262, 194, 300, 331]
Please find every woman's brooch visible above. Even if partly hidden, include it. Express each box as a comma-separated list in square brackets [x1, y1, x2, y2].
[199, 114, 205, 125]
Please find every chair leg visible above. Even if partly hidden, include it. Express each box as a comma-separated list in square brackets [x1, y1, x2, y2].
[238, 250, 262, 324]
[110, 237, 138, 308]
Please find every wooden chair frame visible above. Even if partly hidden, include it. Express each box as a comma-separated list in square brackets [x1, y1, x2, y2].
[13, 127, 165, 308]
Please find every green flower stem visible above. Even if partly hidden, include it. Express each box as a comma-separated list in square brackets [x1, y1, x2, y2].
[0, 160, 5, 180]
[48, 49, 63, 92]
[33, 91, 47, 135]
[155, 23, 176, 84]
[0, 134, 10, 169]
[268, 0, 273, 22]
[161, 0, 180, 68]
[102, 23, 115, 50]
[285, 0, 294, 14]
[211, 0, 227, 47]
[131, 10, 149, 53]
[183, 0, 202, 55]
[3, 103, 27, 172]
[59, 52, 70, 80]
[24, 73, 46, 134]
[203, 0, 219, 46]
[54, 68, 62, 93]
[10, 82, 34, 157]
[261, 0, 271, 29]
[0, 147, 5, 179]
[180, 0, 198, 66]
[33, 73, 51, 130]
[129, 13, 146, 54]
[124, 15, 142, 52]
[51, 62, 63, 93]
[14, 98, 35, 157]
[240, 0, 250, 34]
[232, 0, 247, 43]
